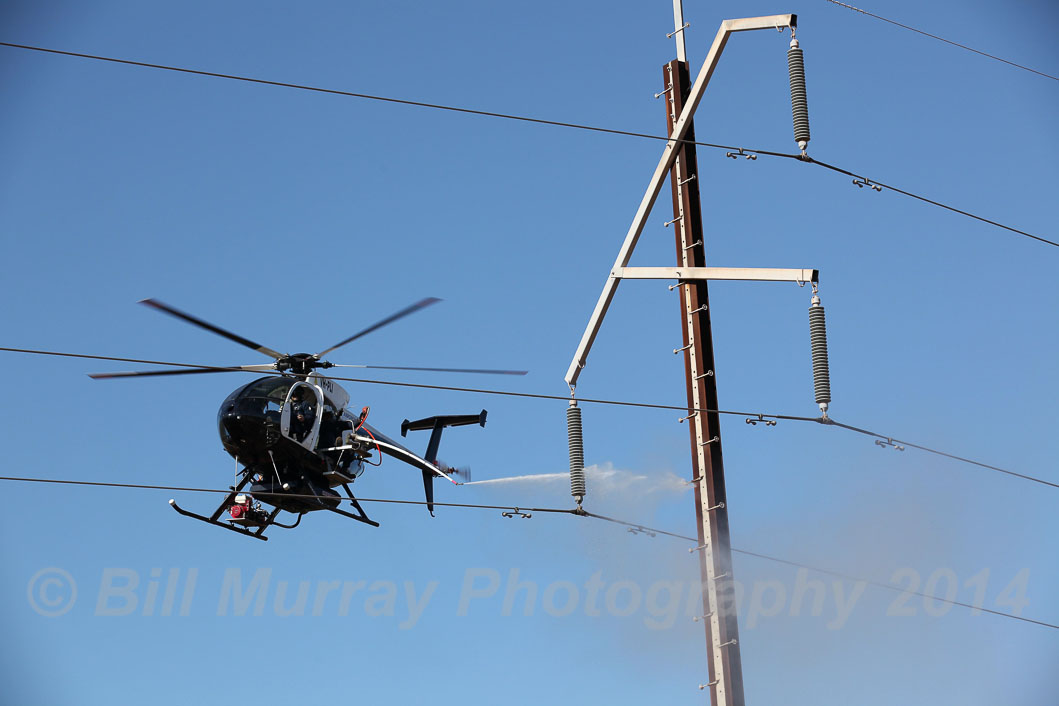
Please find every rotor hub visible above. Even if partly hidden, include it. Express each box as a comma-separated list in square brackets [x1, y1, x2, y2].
[277, 353, 330, 377]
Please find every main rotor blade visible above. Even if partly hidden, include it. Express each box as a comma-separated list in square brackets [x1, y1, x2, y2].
[316, 297, 441, 358]
[0, 346, 273, 372]
[90, 364, 278, 380]
[141, 299, 285, 360]
[330, 364, 527, 376]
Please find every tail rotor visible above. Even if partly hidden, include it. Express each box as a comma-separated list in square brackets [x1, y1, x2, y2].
[437, 460, 471, 483]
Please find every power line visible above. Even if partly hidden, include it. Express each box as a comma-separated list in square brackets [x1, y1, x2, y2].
[0, 345, 821, 420]
[823, 0, 1059, 82]
[0, 474, 577, 515]
[823, 419, 1059, 489]
[0, 41, 1053, 249]
[2, 345, 1054, 490]
[0, 41, 742, 150]
[1, 473, 1054, 631]
[805, 157, 1059, 248]
[582, 510, 1058, 631]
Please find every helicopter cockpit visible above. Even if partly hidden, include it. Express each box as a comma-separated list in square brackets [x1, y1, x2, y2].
[218, 377, 325, 451]
[218, 376, 359, 461]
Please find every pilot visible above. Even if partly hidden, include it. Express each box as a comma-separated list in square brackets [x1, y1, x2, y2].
[290, 389, 316, 441]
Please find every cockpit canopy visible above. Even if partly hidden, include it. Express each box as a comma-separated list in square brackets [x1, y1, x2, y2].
[219, 376, 295, 422]
[217, 376, 351, 453]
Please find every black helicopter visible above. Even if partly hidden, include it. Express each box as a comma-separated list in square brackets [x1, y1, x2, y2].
[91, 298, 524, 541]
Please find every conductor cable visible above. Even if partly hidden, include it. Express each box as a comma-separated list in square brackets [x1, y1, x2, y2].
[0, 346, 1053, 489]
[0, 41, 1053, 248]
[0, 473, 1054, 631]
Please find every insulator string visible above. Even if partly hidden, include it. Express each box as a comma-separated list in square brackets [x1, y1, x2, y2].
[567, 401, 586, 506]
[788, 38, 811, 153]
[809, 295, 832, 416]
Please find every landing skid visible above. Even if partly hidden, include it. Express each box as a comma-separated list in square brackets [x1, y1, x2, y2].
[169, 499, 275, 541]
[167, 471, 286, 541]
[168, 478, 380, 540]
[333, 483, 380, 527]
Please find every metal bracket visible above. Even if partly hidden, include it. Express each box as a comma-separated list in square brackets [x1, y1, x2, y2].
[699, 680, 720, 690]
[683, 239, 702, 251]
[502, 508, 532, 519]
[875, 438, 905, 451]
[745, 414, 777, 427]
[725, 148, 757, 160]
[654, 83, 674, 99]
[565, 14, 799, 389]
[692, 612, 714, 623]
[689, 543, 709, 554]
[707, 501, 726, 512]
[614, 266, 819, 284]
[720, 639, 738, 648]
[694, 370, 714, 380]
[699, 436, 720, 447]
[678, 174, 696, 186]
[678, 411, 699, 423]
[674, 342, 693, 354]
[664, 215, 683, 227]
[853, 177, 882, 192]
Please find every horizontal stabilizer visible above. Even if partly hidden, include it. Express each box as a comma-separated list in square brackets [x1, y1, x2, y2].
[401, 410, 487, 436]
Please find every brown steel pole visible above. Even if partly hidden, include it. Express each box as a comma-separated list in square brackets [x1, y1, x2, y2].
[662, 59, 746, 706]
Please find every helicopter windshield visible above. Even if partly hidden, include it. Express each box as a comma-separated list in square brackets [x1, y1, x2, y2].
[218, 376, 295, 421]
[218, 377, 297, 447]
[241, 377, 295, 403]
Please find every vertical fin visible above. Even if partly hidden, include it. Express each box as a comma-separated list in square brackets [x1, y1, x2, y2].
[424, 420, 445, 463]
[421, 469, 435, 516]
[401, 412, 487, 516]
[423, 419, 444, 517]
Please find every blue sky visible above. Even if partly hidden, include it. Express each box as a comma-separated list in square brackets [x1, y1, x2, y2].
[1, 1, 1056, 704]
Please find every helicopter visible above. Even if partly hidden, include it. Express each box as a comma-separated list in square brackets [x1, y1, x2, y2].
[91, 298, 525, 541]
